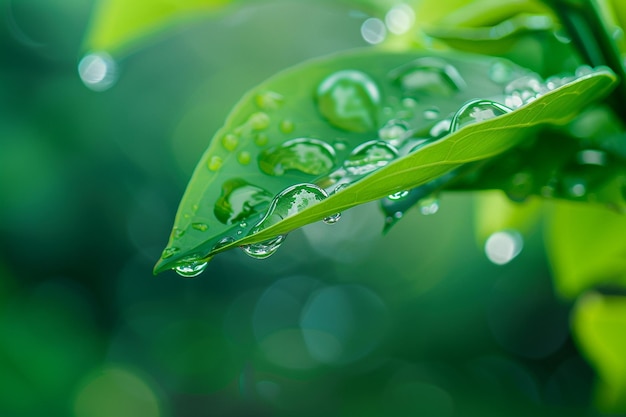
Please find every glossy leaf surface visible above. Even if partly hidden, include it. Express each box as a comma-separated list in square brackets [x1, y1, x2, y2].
[154, 49, 616, 275]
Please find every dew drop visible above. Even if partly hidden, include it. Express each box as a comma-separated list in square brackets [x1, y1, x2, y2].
[237, 151, 252, 165]
[323, 212, 341, 224]
[489, 59, 517, 84]
[506, 172, 534, 202]
[504, 74, 546, 106]
[379, 119, 410, 143]
[171, 228, 185, 239]
[213, 236, 235, 251]
[174, 255, 209, 278]
[255, 133, 269, 147]
[255, 91, 284, 110]
[192, 222, 208, 232]
[259, 138, 336, 176]
[390, 57, 465, 97]
[333, 140, 348, 152]
[221, 133, 239, 151]
[280, 119, 295, 134]
[316, 70, 380, 132]
[430, 119, 451, 138]
[208, 155, 223, 172]
[161, 246, 179, 259]
[344, 140, 398, 176]
[214, 178, 273, 225]
[402, 97, 418, 108]
[450, 100, 512, 132]
[388, 190, 409, 200]
[241, 183, 329, 259]
[485, 230, 523, 265]
[423, 107, 440, 120]
[249, 112, 270, 131]
[418, 196, 439, 215]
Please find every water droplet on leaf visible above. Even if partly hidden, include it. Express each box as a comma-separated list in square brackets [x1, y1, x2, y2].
[450, 100, 511, 132]
[249, 112, 270, 130]
[174, 255, 209, 278]
[280, 119, 295, 134]
[238, 151, 252, 165]
[390, 57, 465, 97]
[430, 119, 451, 138]
[221, 133, 238, 151]
[208, 156, 223, 172]
[379, 119, 410, 143]
[418, 196, 439, 215]
[316, 70, 380, 132]
[255, 133, 269, 147]
[161, 246, 179, 259]
[255, 91, 284, 110]
[489, 59, 517, 84]
[388, 190, 409, 200]
[259, 138, 336, 176]
[214, 179, 273, 225]
[344, 140, 398, 176]
[171, 228, 185, 239]
[192, 222, 208, 232]
[323, 213, 341, 224]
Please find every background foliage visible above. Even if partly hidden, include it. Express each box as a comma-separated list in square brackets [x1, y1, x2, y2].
[1, 0, 626, 416]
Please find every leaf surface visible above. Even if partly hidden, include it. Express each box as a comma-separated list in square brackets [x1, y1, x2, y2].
[154, 49, 616, 274]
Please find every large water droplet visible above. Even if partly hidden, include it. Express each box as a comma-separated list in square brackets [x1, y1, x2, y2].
[316, 70, 380, 132]
[259, 138, 336, 176]
[450, 100, 512, 132]
[344, 140, 398, 176]
[390, 57, 465, 97]
[241, 184, 329, 259]
[429, 119, 451, 139]
[174, 255, 209, 278]
[214, 179, 273, 225]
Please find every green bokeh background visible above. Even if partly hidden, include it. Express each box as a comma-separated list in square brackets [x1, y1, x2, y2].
[0, 1, 606, 416]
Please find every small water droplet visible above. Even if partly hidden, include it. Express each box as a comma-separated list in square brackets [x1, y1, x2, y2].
[255, 91, 284, 110]
[388, 190, 409, 200]
[504, 74, 546, 105]
[575, 65, 594, 78]
[390, 57, 465, 97]
[161, 246, 179, 259]
[418, 196, 439, 215]
[208, 155, 223, 171]
[192, 204, 199, 213]
[450, 100, 511, 132]
[249, 112, 270, 130]
[174, 255, 209, 278]
[485, 230, 523, 265]
[379, 119, 410, 143]
[239, 221, 247, 228]
[255, 133, 269, 147]
[316, 70, 380, 132]
[402, 97, 418, 108]
[423, 107, 440, 120]
[344, 140, 398, 176]
[171, 228, 185, 239]
[214, 179, 273, 225]
[333, 140, 348, 152]
[323, 212, 341, 224]
[238, 151, 252, 165]
[562, 177, 587, 198]
[221, 133, 239, 151]
[279, 119, 294, 134]
[192, 222, 208, 232]
[78, 52, 118, 92]
[213, 236, 235, 251]
[489, 59, 516, 84]
[259, 138, 336, 176]
[430, 119, 451, 138]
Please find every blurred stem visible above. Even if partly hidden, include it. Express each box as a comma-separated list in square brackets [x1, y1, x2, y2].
[547, 0, 626, 120]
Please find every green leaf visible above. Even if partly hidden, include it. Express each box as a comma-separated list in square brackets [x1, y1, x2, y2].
[573, 292, 626, 413]
[546, 199, 626, 298]
[154, 49, 616, 275]
[83, 0, 233, 54]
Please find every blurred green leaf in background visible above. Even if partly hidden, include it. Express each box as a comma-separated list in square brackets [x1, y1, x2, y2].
[2, 0, 626, 416]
